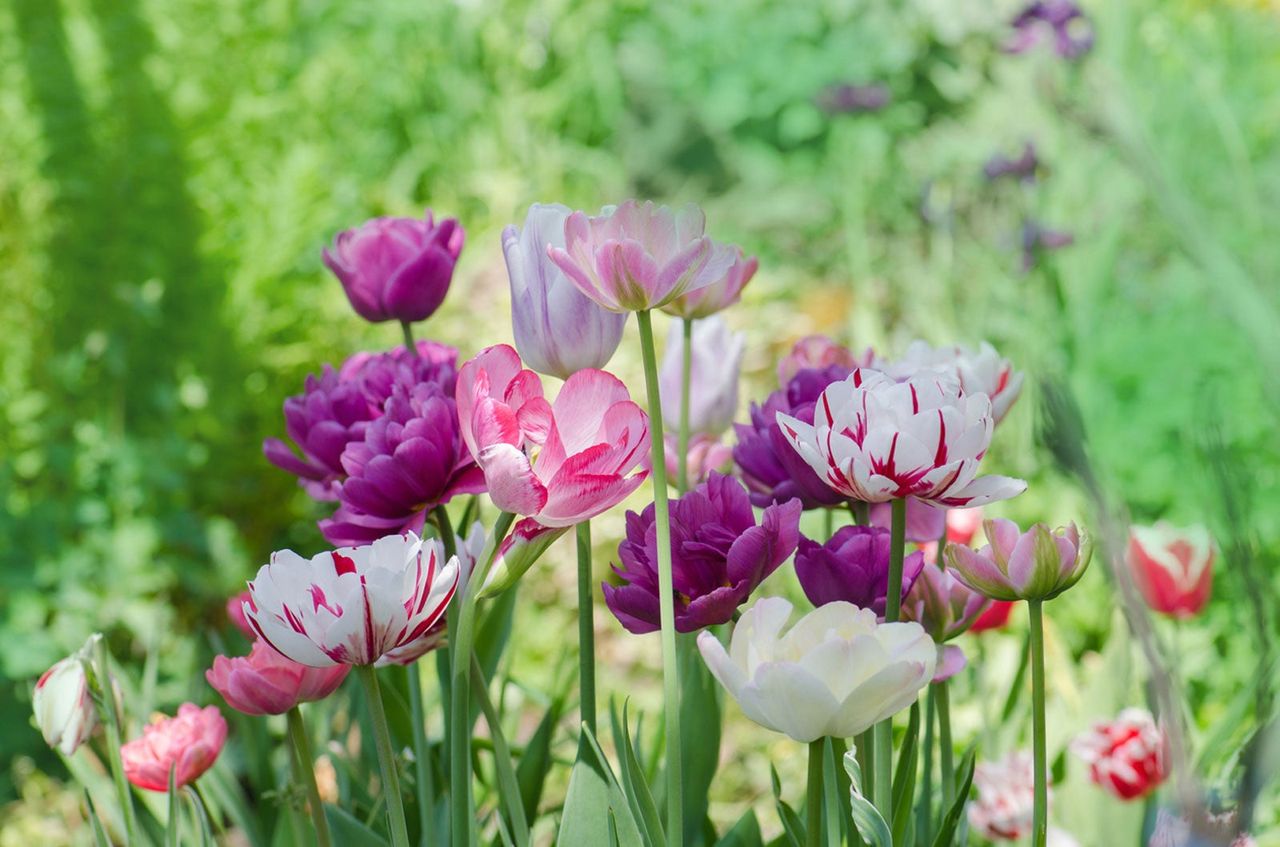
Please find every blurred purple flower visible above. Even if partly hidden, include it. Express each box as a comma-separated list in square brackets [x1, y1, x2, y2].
[1021, 220, 1075, 271]
[603, 473, 801, 634]
[323, 212, 464, 324]
[795, 525, 925, 618]
[818, 83, 892, 115]
[984, 142, 1040, 182]
[733, 364, 852, 510]
[1005, 1, 1095, 60]
[869, 498, 947, 544]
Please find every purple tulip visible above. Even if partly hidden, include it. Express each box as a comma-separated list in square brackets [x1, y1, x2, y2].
[1005, 0, 1094, 60]
[984, 142, 1040, 182]
[817, 83, 892, 115]
[794, 525, 925, 618]
[659, 315, 744, 436]
[603, 473, 802, 634]
[504, 203, 627, 379]
[319, 380, 486, 547]
[323, 211, 464, 324]
[1021, 220, 1075, 272]
[733, 364, 852, 509]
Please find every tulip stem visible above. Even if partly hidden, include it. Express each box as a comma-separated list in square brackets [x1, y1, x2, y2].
[449, 511, 517, 847]
[401, 320, 417, 355]
[286, 707, 333, 847]
[405, 664, 434, 847]
[357, 666, 411, 847]
[873, 497, 907, 822]
[91, 638, 139, 847]
[677, 316, 693, 493]
[918, 686, 935, 842]
[806, 739, 824, 847]
[635, 308, 684, 842]
[935, 680, 955, 811]
[1028, 599, 1048, 847]
[576, 521, 597, 734]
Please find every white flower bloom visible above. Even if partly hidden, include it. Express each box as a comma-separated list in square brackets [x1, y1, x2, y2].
[246, 532, 458, 667]
[696, 597, 936, 742]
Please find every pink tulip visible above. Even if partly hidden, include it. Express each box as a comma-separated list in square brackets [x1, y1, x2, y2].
[946, 519, 1092, 602]
[457, 344, 650, 527]
[206, 641, 349, 716]
[225, 590, 256, 639]
[121, 704, 227, 792]
[1127, 522, 1214, 619]
[662, 247, 758, 319]
[547, 200, 738, 312]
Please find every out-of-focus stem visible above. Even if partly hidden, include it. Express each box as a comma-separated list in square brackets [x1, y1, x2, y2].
[677, 316, 693, 494]
[286, 707, 332, 847]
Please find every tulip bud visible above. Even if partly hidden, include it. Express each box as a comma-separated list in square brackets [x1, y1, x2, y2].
[659, 316, 744, 436]
[946, 519, 1091, 602]
[1127, 522, 1214, 619]
[323, 211, 463, 324]
[504, 203, 627, 379]
[33, 637, 101, 756]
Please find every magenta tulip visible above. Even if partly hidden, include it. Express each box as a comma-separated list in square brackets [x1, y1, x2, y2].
[207, 640, 349, 716]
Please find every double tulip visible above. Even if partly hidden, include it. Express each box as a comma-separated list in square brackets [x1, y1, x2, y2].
[969, 751, 1041, 840]
[121, 704, 227, 792]
[902, 564, 992, 679]
[1070, 708, 1167, 800]
[877, 340, 1025, 424]
[794, 525, 924, 618]
[946, 519, 1091, 602]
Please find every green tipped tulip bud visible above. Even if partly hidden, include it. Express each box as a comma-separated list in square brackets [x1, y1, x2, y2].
[945, 518, 1091, 602]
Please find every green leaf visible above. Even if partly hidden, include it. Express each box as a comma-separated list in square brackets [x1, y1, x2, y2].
[609, 699, 666, 847]
[842, 748, 892, 847]
[891, 702, 921, 846]
[474, 582, 520, 686]
[713, 809, 764, 847]
[324, 805, 390, 847]
[557, 728, 644, 847]
[517, 693, 565, 824]
[769, 765, 804, 847]
[679, 636, 722, 846]
[84, 791, 111, 847]
[930, 749, 975, 847]
[821, 739, 843, 847]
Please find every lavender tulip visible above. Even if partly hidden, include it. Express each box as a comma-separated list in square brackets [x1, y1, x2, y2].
[323, 211, 464, 324]
[659, 315, 744, 436]
[504, 203, 627, 379]
[603, 473, 801, 633]
[795, 525, 925, 618]
[734, 364, 852, 509]
[661, 247, 758, 320]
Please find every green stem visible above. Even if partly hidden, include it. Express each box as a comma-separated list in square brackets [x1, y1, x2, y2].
[401, 320, 417, 355]
[449, 511, 516, 847]
[635, 309, 684, 841]
[576, 521, 597, 734]
[918, 686, 935, 843]
[1028, 600, 1048, 847]
[872, 498, 907, 821]
[470, 657, 530, 847]
[677, 316, 693, 494]
[357, 666, 411, 847]
[823, 507, 834, 540]
[406, 664, 434, 847]
[433, 505, 456, 780]
[806, 739, 824, 847]
[936, 680, 955, 811]
[286, 707, 333, 847]
[433, 506, 457, 558]
[92, 639, 138, 847]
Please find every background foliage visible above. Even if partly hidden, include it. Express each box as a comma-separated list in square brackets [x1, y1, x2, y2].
[2, 0, 1278, 840]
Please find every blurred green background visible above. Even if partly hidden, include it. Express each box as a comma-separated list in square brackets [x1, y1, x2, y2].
[2, 0, 1279, 838]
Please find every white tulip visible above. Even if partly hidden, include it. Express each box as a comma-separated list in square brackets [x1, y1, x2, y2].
[33, 636, 101, 756]
[697, 597, 936, 742]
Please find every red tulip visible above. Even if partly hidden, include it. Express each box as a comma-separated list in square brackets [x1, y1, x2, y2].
[1071, 708, 1167, 800]
[969, 600, 1016, 633]
[1127, 522, 1214, 618]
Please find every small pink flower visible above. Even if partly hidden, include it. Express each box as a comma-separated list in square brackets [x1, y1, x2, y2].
[1127, 522, 1214, 619]
[206, 641, 349, 716]
[456, 344, 650, 527]
[121, 704, 227, 792]
[776, 335, 864, 385]
[969, 751, 1044, 840]
[1071, 708, 1167, 800]
[225, 590, 256, 639]
[662, 248, 758, 319]
[548, 200, 739, 312]
[664, 433, 733, 486]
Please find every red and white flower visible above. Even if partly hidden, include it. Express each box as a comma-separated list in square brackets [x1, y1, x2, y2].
[1128, 522, 1215, 619]
[875, 340, 1025, 424]
[456, 344, 650, 527]
[32, 639, 100, 756]
[969, 751, 1042, 840]
[776, 369, 1027, 507]
[245, 532, 458, 667]
[1071, 708, 1168, 800]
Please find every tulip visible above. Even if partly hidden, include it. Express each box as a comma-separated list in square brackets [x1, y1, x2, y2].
[120, 704, 227, 792]
[734, 364, 852, 509]
[659, 316, 744, 436]
[504, 203, 627, 378]
[604, 473, 801, 633]
[876, 340, 1025, 424]
[869, 498, 946, 543]
[456, 344, 650, 527]
[547, 200, 739, 312]
[245, 532, 459, 667]
[323, 212, 464, 324]
[663, 433, 733, 486]
[817, 83, 891, 115]
[903, 563, 991, 642]
[777, 368, 1028, 507]
[1005, 0, 1094, 60]
[226, 590, 256, 639]
[1127, 522, 1215, 619]
[33, 646, 98, 756]
[661, 247, 758, 319]
[776, 335, 861, 385]
[340, 340, 461, 409]
[946, 519, 1091, 602]
[984, 142, 1040, 183]
[947, 506, 985, 546]
[969, 600, 1016, 633]
[969, 752, 1041, 840]
[479, 517, 568, 598]
[794, 525, 925, 619]
[698, 597, 936, 742]
[206, 640, 349, 716]
[1070, 708, 1167, 801]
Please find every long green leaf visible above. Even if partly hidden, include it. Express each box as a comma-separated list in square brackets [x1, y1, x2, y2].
[891, 703, 921, 846]
[516, 693, 565, 824]
[679, 640, 722, 846]
[769, 765, 804, 847]
[822, 739, 843, 847]
[930, 750, 975, 847]
[323, 805, 390, 847]
[842, 748, 891, 847]
[84, 791, 111, 847]
[610, 699, 666, 847]
[713, 809, 764, 847]
[471, 658, 530, 847]
[558, 727, 644, 846]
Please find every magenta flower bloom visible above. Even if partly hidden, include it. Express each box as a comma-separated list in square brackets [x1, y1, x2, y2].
[457, 344, 650, 527]
[504, 203, 627, 379]
[121, 704, 227, 792]
[794, 525, 925, 618]
[734, 364, 852, 510]
[548, 200, 739, 312]
[604, 473, 801, 634]
[661, 247, 758, 319]
[206, 640, 349, 716]
[946, 519, 1092, 602]
[659, 316, 744, 436]
[902, 563, 991, 642]
[323, 211, 464, 324]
